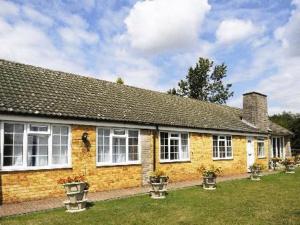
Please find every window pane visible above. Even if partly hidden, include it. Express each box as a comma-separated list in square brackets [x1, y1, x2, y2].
[15, 146, 23, 156]
[52, 126, 60, 135]
[219, 140, 226, 158]
[226, 136, 232, 157]
[4, 124, 14, 133]
[227, 147, 232, 157]
[129, 138, 138, 146]
[129, 130, 138, 137]
[160, 132, 169, 160]
[213, 136, 218, 158]
[3, 123, 24, 167]
[129, 146, 138, 161]
[52, 135, 60, 145]
[181, 145, 189, 159]
[52, 145, 60, 155]
[272, 138, 276, 157]
[61, 127, 68, 135]
[258, 142, 264, 157]
[30, 124, 48, 132]
[3, 157, 13, 166]
[4, 134, 13, 144]
[113, 129, 125, 135]
[28, 134, 48, 166]
[14, 134, 23, 145]
[170, 139, 179, 160]
[112, 137, 126, 163]
[61, 136, 68, 145]
[181, 133, 189, 159]
[39, 136, 48, 145]
[52, 126, 69, 165]
[128, 130, 139, 161]
[4, 145, 13, 156]
[97, 128, 110, 163]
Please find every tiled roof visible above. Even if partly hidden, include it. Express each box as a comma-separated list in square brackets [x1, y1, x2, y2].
[0, 59, 290, 135]
[269, 121, 293, 136]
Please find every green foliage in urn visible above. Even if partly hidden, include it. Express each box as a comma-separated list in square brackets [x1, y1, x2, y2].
[198, 165, 222, 178]
[281, 157, 295, 166]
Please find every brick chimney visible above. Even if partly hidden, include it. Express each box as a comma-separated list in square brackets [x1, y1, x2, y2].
[243, 92, 269, 132]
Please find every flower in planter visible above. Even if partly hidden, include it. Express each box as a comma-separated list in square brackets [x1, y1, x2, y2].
[294, 155, 300, 166]
[249, 162, 265, 181]
[57, 175, 89, 213]
[198, 165, 222, 190]
[281, 157, 296, 174]
[149, 170, 169, 199]
[271, 157, 282, 170]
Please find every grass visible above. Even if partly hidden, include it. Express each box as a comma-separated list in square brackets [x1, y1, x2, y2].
[1, 169, 300, 225]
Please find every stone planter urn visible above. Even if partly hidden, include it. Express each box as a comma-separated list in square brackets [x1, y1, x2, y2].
[58, 176, 89, 213]
[249, 163, 265, 181]
[203, 176, 217, 190]
[63, 182, 88, 212]
[285, 164, 296, 174]
[198, 165, 222, 190]
[282, 158, 296, 174]
[250, 168, 261, 181]
[149, 175, 168, 199]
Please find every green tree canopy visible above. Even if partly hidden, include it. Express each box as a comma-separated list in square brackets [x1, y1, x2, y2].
[167, 57, 233, 104]
[116, 77, 124, 84]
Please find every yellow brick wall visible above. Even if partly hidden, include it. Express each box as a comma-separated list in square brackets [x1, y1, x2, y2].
[156, 133, 250, 183]
[254, 137, 269, 170]
[1, 125, 141, 203]
[0, 124, 272, 203]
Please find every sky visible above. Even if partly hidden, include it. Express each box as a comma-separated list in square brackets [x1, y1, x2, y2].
[0, 0, 299, 115]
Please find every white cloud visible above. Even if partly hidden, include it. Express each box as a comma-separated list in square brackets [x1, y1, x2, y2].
[274, 3, 300, 57]
[22, 6, 53, 26]
[58, 26, 99, 46]
[124, 0, 211, 54]
[216, 19, 261, 44]
[237, 0, 300, 114]
[0, 18, 90, 76]
[0, 0, 19, 17]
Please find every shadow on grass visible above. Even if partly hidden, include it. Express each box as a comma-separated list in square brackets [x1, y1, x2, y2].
[86, 202, 95, 209]
[290, 210, 300, 216]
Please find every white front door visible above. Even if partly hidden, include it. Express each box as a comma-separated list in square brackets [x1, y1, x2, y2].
[247, 137, 255, 172]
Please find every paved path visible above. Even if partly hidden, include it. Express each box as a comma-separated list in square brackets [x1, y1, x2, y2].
[0, 171, 277, 217]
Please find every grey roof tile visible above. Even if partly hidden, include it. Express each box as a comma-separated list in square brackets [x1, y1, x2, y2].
[0, 59, 291, 135]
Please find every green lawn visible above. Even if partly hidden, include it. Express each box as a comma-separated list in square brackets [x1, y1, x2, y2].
[1, 169, 300, 225]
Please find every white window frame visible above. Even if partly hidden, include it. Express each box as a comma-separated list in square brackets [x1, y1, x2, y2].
[257, 137, 265, 158]
[212, 135, 233, 160]
[271, 136, 284, 158]
[28, 123, 50, 134]
[159, 131, 190, 163]
[0, 121, 72, 171]
[96, 127, 141, 166]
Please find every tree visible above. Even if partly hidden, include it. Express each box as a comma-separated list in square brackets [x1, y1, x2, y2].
[167, 57, 233, 104]
[116, 77, 124, 84]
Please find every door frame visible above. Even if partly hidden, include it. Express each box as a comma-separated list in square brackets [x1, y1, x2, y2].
[246, 136, 255, 172]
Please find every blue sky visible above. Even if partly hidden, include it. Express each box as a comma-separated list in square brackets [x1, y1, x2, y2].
[0, 0, 299, 114]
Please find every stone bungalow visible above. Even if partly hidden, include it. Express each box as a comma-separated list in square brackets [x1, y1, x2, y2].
[0, 59, 293, 204]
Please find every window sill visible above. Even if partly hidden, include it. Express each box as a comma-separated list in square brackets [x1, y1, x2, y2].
[212, 157, 234, 161]
[160, 159, 191, 164]
[258, 156, 267, 159]
[1, 165, 72, 172]
[96, 162, 141, 167]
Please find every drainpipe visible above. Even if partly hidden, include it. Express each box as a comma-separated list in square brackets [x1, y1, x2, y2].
[153, 125, 159, 172]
